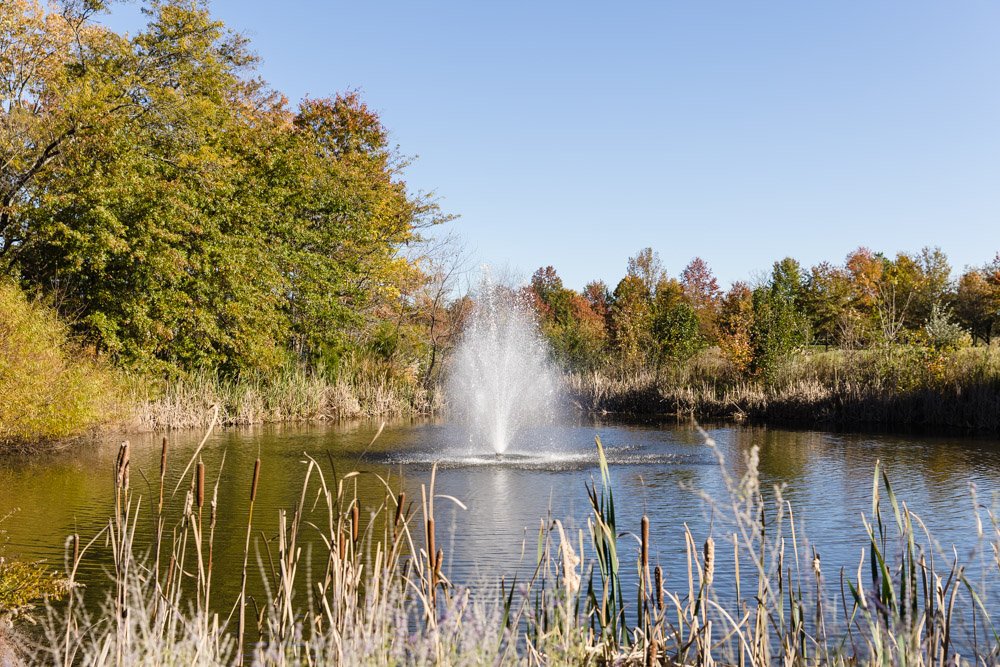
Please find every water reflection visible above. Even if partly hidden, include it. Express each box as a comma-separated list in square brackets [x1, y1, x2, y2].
[1, 419, 999, 621]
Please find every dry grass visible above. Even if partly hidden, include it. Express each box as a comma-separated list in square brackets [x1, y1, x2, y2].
[568, 346, 1000, 431]
[126, 355, 443, 431]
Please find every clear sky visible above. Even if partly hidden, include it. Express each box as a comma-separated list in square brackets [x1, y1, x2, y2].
[100, 1, 1000, 290]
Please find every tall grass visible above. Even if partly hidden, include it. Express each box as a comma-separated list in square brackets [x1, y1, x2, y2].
[0, 282, 120, 449]
[127, 353, 443, 431]
[568, 345, 1000, 431]
[6, 427, 999, 665]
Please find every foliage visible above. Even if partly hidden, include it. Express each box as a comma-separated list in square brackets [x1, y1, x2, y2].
[528, 267, 607, 369]
[717, 282, 755, 373]
[923, 303, 968, 350]
[749, 259, 810, 381]
[954, 255, 1000, 345]
[0, 558, 66, 617]
[0, 281, 119, 446]
[651, 279, 704, 364]
[680, 256, 721, 341]
[1, 0, 446, 377]
[609, 273, 653, 368]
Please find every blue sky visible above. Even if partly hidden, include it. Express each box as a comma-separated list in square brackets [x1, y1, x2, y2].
[101, 1, 1000, 290]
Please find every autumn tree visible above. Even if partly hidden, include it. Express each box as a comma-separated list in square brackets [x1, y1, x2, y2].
[680, 257, 721, 342]
[609, 274, 653, 368]
[528, 266, 606, 369]
[801, 262, 852, 348]
[626, 247, 665, 296]
[954, 257, 1000, 345]
[718, 282, 754, 374]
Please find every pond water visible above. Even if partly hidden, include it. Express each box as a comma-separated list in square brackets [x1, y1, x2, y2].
[1, 418, 999, 625]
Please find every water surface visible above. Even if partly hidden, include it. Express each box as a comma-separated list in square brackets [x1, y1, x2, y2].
[1, 419, 998, 621]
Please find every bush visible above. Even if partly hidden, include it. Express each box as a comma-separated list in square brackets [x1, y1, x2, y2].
[0, 282, 119, 447]
[923, 303, 969, 350]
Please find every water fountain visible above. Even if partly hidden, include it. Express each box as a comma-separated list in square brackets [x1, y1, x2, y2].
[446, 276, 563, 456]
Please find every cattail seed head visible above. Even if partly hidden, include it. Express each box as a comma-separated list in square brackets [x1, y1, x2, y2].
[196, 461, 205, 509]
[812, 551, 822, 579]
[646, 638, 659, 667]
[351, 503, 360, 543]
[72, 533, 80, 566]
[703, 537, 715, 588]
[160, 437, 168, 478]
[116, 441, 131, 492]
[394, 492, 405, 528]
[426, 518, 436, 569]
[654, 565, 663, 610]
[250, 458, 261, 502]
[435, 548, 444, 578]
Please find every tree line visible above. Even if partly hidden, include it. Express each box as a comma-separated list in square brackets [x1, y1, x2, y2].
[526, 247, 1000, 379]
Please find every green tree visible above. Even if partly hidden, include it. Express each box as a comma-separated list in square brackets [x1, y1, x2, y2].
[802, 262, 852, 348]
[749, 259, 810, 381]
[3, 1, 445, 376]
[652, 278, 703, 364]
[609, 274, 653, 368]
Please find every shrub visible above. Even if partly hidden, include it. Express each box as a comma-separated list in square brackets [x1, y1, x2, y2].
[0, 282, 119, 447]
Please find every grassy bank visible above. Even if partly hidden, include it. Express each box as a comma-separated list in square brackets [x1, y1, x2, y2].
[125, 356, 442, 432]
[568, 345, 1000, 432]
[3, 432, 998, 664]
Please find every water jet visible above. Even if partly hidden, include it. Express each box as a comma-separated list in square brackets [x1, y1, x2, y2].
[446, 275, 563, 455]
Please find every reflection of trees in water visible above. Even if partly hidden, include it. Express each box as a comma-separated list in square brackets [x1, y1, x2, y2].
[730, 426, 818, 484]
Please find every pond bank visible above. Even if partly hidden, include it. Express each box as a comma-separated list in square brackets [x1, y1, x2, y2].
[568, 371, 1000, 433]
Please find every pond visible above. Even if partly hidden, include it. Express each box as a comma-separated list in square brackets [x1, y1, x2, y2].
[2, 418, 999, 630]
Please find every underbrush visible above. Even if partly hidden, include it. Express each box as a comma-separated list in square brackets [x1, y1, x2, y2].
[127, 352, 442, 431]
[0, 282, 120, 449]
[5, 427, 998, 665]
[568, 346, 1000, 431]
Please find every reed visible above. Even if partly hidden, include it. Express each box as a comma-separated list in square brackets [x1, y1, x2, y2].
[567, 345, 1000, 432]
[126, 357, 444, 432]
[13, 425, 1000, 665]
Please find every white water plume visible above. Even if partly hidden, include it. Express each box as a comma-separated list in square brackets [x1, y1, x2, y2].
[446, 277, 563, 455]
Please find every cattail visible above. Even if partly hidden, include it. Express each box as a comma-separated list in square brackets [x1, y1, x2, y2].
[160, 437, 168, 477]
[72, 533, 80, 567]
[641, 515, 650, 569]
[196, 461, 205, 509]
[703, 537, 715, 588]
[351, 503, 360, 543]
[394, 492, 405, 528]
[338, 533, 346, 561]
[426, 518, 436, 570]
[812, 550, 822, 579]
[646, 638, 659, 667]
[435, 548, 444, 580]
[250, 458, 261, 502]
[654, 565, 663, 611]
[158, 437, 168, 513]
[116, 441, 131, 493]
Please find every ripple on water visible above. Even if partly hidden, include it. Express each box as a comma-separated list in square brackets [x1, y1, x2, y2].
[364, 447, 694, 471]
